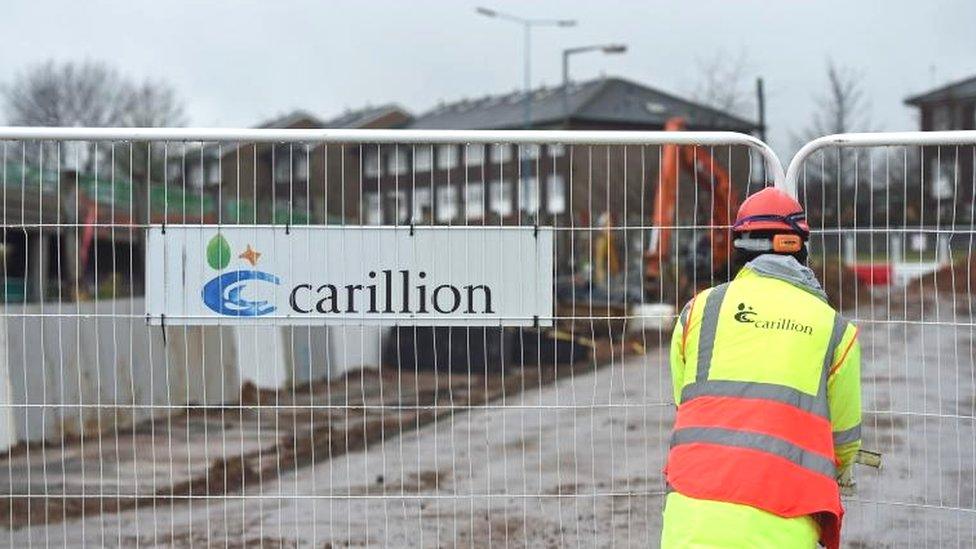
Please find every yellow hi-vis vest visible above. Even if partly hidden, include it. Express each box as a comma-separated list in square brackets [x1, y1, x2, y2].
[664, 254, 862, 549]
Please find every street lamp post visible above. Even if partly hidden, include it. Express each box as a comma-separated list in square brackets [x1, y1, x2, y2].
[561, 44, 627, 127]
[476, 7, 576, 129]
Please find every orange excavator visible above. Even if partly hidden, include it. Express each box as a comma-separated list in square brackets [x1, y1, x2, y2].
[645, 117, 737, 296]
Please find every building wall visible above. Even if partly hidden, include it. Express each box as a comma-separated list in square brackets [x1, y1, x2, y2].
[917, 99, 976, 223]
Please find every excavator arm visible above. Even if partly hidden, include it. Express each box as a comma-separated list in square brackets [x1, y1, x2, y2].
[645, 118, 737, 290]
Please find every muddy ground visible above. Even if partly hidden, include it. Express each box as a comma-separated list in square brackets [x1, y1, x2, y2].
[6, 290, 976, 547]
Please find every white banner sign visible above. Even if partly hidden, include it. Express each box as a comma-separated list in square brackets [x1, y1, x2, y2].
[146, 226, 553, 326]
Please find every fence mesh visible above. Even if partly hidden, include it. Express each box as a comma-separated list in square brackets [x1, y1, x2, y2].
[795, 141, 976, 547]
[0, 134, 779, 546]
[20, 133, 976, 547]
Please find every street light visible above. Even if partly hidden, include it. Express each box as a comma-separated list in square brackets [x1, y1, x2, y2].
[562, 44, 628, 125]
[476, 7, 577, 129]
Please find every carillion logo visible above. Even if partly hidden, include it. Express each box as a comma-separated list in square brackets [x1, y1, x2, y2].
[200, 233, 496, 318]
[733, 302, 813, 335]
[201, 234, 281, 317]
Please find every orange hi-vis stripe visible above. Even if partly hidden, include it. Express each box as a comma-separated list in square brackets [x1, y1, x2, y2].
[674, 395, 835, 462]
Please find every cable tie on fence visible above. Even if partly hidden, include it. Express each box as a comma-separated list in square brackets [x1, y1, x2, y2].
[533, 314, 540, 328]
[409, 222, 415, 237]
[533, 222, 539, 239]
[285, 222, 291, 235]
[160, 314, 167, 346]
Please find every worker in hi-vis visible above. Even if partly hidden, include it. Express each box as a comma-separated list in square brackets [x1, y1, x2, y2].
[661, 187, 862, 549]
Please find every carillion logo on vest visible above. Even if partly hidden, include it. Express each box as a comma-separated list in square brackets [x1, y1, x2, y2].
[734, 303, 813, 335]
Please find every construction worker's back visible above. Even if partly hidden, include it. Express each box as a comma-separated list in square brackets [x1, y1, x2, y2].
[661, 188, 861, 549]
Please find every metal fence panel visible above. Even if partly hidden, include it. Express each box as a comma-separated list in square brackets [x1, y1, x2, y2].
[0, 128, 780, 546]
[787, 130, 976, 547]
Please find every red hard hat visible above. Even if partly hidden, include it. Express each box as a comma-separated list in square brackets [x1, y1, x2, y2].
[733, 187, 810, 236]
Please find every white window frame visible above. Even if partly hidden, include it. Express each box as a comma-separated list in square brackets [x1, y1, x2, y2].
[519, 176, 539, 214]
[436, 144, 457, 170]
[413, 146, 433, 171]
[436, 184, 458, 222]
[294, 154, 309, 180]
[187, 163, 203, 188]
[387, 149, 408, 176]
[489, 180, 513, 217]
[492, 144, 513, 164]
[168, 161, 182, 182]
[205, 160, 220, 186]
[388, 190, 409, 223]
[464, 183, 485, 220]
[547, 173, 566, 214]
[364, 149, 381, 177]
[520, 144, 540, 160]
[464, 144, 485, 166]
[364, 191, 382, 224]
[411, 186, 432, 221]
[931, 158, 955, 200]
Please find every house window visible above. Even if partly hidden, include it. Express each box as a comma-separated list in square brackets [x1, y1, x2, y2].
[187, 164, 203, 188]
[387, 150, 408, 175]
[364, 149, 381, 177]
[547, 174, 566, 214]
[464, 145, 485, 166]
[436, 185, 458, 222]
[931, 159, 955, 200]
[364, 192, 382, 224]
[547, 144, 565, 158]
[492, 144, 513, 164]
[932, 105, 952, 131]
[274, 157, 291, 183]
[167, 161, 182, 182]
[519, 176, 539, 214]
[387, 190, 409, 223]
[520, 144, 540, 160]
[489, 180, 513, 216]
[411, 186, 432, 221]
[436, 144, 457, 170]
[205, 161, 220, 186]
[414, 147, 433, 171]
[465, 183, 485, 220]
[295, 155, 309, 180]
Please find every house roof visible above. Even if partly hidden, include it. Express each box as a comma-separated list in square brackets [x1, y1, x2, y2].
[407, 76, 759, 132]
[256, 110, 326, 129]
[905, 74, 976, 106]
[324, 104, 408, 128]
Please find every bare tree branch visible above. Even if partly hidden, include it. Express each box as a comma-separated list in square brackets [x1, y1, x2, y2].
[690, 49, 754, 118]
[2, 60, 187, 177]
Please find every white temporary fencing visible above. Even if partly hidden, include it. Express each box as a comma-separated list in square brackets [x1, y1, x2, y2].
[5, 125, 976, 547]
[788, 130, 976, 547]
[0, 127, 782, 546]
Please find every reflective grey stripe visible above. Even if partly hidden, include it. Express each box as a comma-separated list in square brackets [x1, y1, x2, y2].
[679, 300, 692, 327]
[681, 380, 827, 418]
[818, 314, 849, 399]
[695, 283, 729, 382]
[671, 426, 837, 478]
[833, 424, 861, 445]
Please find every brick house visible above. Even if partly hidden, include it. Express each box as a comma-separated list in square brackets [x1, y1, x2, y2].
[167, 105, 410, 225]
[360, 76, 760, 231]
[905, 75, 976, 222]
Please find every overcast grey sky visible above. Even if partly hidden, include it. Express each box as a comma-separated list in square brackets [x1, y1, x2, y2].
[2, 0, 974, 159]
